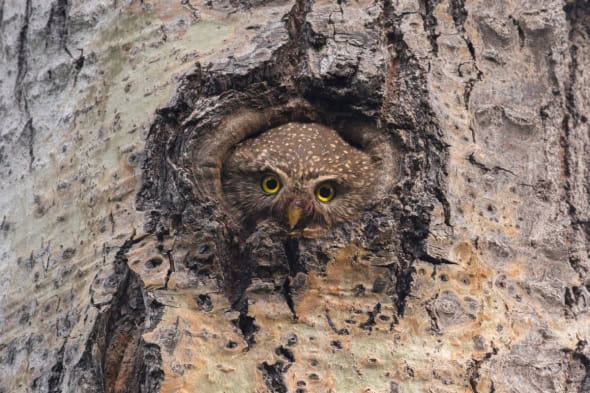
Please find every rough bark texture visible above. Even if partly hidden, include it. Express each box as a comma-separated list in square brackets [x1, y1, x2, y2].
[0, 1, 589, 393]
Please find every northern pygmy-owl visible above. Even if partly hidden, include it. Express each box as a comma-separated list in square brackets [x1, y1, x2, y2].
[221, 122, 377, 234]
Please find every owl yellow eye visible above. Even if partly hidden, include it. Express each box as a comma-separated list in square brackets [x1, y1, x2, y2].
[261, 175, 281, 194]
[315, 183, 335, 203]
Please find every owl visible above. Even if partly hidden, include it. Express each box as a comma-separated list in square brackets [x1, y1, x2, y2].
[221, 122, 377, 234]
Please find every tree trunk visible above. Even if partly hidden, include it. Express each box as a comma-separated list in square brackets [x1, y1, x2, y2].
[0, 1, 589, 392]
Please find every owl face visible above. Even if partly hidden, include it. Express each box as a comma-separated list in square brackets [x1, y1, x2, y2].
[221, 123, 376, 234]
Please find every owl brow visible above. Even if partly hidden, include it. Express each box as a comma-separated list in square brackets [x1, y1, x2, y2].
[258, 166, 288, 179]
[311, 175, 347, 184]
[235, 163, 277, 175]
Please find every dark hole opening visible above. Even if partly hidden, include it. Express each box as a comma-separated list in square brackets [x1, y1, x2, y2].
[146, 257, 163, 269]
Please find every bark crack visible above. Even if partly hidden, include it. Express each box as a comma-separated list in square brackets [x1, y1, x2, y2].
[14, 0, 36, 170]
[47, 345, 65, 393]
[466, 152, 517, 176]
[259, 361, 289, 393]
[447, 0, 483, 111]
[509, 15, 525, 48]
[562, 1, 590, 282]
[15, 0, 31, 107]
[467, 342, 499, 393]
[81, 232, 163, 393]
[420, 0, 441, 55]
[44, 0, 70, 50]
[164, 249, 175, 290]
[325, 310, 349, 336]
[0, 0, 5, 39]
[420, 254, 459, 266]
[18, 117, 35, 171]
[232, 305, 259, 348]
[282, 277, 298, 319]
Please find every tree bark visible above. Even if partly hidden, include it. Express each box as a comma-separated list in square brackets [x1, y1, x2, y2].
[0, 1, 588, 392]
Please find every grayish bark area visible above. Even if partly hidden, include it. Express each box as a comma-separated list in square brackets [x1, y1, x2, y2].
[0, 1, 588, 392]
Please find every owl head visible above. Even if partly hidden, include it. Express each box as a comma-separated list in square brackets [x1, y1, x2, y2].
[221, 122, 377, 235]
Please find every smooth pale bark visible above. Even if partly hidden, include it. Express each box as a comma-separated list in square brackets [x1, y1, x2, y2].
[0, 1, 589, 393]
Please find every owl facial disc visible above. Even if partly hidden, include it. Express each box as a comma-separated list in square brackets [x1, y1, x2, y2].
[221, 122, 377, 233]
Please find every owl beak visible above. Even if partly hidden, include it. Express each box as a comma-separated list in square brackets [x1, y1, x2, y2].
[288, 206, 303, 229]
[287, 199, 307, 229]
